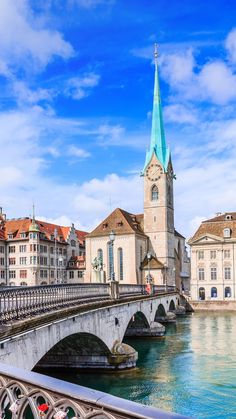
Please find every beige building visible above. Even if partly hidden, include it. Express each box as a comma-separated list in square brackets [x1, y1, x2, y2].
[0, 207, 86, 286]
[188, 212, 236, 300]
[85, 47, 190, 288]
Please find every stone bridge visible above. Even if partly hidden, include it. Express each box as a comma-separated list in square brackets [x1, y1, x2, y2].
[0, 289, 180, 371]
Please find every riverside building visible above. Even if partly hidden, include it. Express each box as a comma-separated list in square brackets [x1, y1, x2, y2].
[188, 212, 236, 300]
[85, 46, 190, 289]
[0, 207, 86, 286]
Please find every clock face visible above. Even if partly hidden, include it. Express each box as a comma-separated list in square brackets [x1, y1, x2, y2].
[146, 163, 163, 181]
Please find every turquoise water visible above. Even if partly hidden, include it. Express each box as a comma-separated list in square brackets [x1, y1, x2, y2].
[51, 313, 236, 419]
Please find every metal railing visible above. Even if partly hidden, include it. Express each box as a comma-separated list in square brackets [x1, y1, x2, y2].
[0, 283, 177, 324]
[0, 284, 110, 323]
[0, 362, 190, 419]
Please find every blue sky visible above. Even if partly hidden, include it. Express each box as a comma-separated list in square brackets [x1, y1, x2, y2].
[1, 0, 236, 237]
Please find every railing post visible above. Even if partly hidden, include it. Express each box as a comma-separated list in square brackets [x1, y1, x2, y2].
[109, 281, 119, 300]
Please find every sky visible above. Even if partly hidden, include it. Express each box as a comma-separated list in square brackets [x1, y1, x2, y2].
[1, 0, 236, 238]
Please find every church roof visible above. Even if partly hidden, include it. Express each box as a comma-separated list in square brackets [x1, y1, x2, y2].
[189, 212, 236, 243]
[141, 254, 164, 270]
[86, 208, 147, 238]
[142, 45, 170, 173]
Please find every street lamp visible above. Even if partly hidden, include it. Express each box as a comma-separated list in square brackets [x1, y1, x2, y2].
[109, 230, 115, 281]
[147, 252, 152, 283]
[58, 256, 63, 283]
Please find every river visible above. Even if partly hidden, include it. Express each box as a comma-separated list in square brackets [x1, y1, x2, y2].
[49, 312, 236, 419]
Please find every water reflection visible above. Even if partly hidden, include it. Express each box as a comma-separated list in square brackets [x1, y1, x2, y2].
[47, 313, 236, 419]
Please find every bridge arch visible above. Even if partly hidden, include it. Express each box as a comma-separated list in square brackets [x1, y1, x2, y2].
[169, 300, 176, 311]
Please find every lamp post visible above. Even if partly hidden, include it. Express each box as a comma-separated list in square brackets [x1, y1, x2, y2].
[147, 252, 152, 283]
[58, 256, 63, 284]
[109, 230, 116, 281]
[54, 228, 58, 283]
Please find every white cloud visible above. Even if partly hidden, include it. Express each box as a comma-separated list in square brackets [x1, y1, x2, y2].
[65, 73, 100, 100]
[164, 104, 197, 124]
[160, 49, 195, 87]
[225, 28, 236, 63]
[0, 0, 73, 73]
[67, 145, 91, 158]
[198, 61, 236, 104]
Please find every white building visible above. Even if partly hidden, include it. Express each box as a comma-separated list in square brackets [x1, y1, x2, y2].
[188, 212, 236, 300]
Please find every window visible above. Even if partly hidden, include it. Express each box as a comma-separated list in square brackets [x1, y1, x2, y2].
[198, 268, 205, 281]
[19, 245, 27, 252]
[108, 241, 114, 280]
[8, 234, 13, 239]
[50, 247, 54, 254]
[69, 271, 74, 279]
[9, 270, 16, 279]
[224, 249, 231, 258]
[30, 233, 37, 239]
[140, 246, 143, 264]
[50, 258, 54, 266]
[223, 228, 231, 238]
[0, 258, 4, 265]
[44, 270, 48, 278]
[20, 270, 27, 279]
[78, 271, 83, 278]
[151, 185, 158, 201]
[51, 270, 54, 278]
[71, 240, 76, 247]
[211, 267, 217, 281]
[30, 256, 37, 265]
[20, 232, 26, 238]
[168, 185, 172, 205]
[199, 287, 205, 300]
[9, 246, 15, 253]
[97, 248, 103, 265]
[210, 250, 216, 259]
[0, 246, 5, 253]
[118, 247, 124, 281]
[211, 287, 217, 298]
[9, 258, 16, 265]
[20, 257, 27, 265]
[225, 286, 231, 298]
[224, 267, 231, 280]
[198, 251, 204, 260]
[0, 271, 5, 279]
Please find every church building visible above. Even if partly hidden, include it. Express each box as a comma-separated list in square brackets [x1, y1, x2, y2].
[85, 46, 190, 290]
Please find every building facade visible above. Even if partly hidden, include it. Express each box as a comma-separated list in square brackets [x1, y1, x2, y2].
[188, 212, 236, 300]
[85, 46, 190, 288]
[0, 208, 86, 286]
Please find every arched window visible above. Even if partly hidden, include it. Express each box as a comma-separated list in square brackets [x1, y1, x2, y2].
[107, 241, 114, 280]
[118, 248, 124, 281]
[211, 287, 217, 298]
[97, 248, 103, 263]
[140, 246, 143, 264]
[151, 185, 158, 201]
[168, 185, 172, 204]
[199, 287, 205, 300]
[225, 286, 231, 298]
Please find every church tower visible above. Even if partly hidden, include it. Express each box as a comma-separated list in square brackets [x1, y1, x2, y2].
[142, 44, 175, 286]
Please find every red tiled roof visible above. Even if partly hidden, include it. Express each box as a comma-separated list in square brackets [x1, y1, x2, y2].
[87, 208, 147, 238]
[3, 218, 87, 243]
[189, 212, 236, 243]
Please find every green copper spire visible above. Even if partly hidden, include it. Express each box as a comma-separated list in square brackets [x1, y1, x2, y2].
[143, 44, 170, 173]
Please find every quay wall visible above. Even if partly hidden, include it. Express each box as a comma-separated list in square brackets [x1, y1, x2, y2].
[189, 300, 236, 311]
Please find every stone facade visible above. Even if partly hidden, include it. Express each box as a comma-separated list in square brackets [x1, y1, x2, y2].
[188, 212, 236, 301]
[0, 208, 86, 286]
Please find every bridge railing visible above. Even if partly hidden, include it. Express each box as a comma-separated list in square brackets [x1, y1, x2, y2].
[0, 283, 110, 323]
[0, 283, 177, 323]
[0, 362, 190, 419]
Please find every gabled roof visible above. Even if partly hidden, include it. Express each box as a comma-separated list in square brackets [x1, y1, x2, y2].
[141, 255, 164, 270]
[87, 208, 147, 238]
[189, 212, 236, 243]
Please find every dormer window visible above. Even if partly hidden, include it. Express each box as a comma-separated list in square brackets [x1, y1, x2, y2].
[51, 235, 54, 241]
[8, 233, 13, 239]
[117, 221, 123, 227]
[20, 232, 26, 238]
[223, 228, 231, 238]
[225, 214, 233, 221]
[103, 223, 108, 229]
